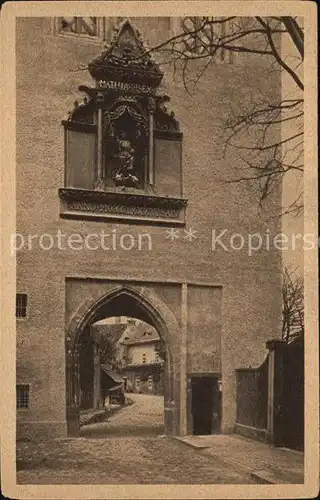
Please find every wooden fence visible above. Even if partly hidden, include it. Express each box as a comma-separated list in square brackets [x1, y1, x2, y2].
[235, 354, 269, 431]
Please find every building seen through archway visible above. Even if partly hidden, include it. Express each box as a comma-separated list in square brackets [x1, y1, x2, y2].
[77, 315, 165, 436]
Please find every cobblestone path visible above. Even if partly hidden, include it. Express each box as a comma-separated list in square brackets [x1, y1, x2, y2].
[17, 394, 256, 484]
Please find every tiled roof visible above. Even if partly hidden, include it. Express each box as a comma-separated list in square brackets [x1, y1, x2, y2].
[90, 323, 127, 343]
[120, 320, 160, 345]
[100, 365, 124, 384]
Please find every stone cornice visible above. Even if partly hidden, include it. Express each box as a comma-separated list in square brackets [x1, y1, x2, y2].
[59, 187, 187, 208]
[59, 188, 187, 226]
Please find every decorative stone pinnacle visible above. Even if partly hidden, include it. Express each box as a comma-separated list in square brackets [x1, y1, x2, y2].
[88, 19, 163, 88]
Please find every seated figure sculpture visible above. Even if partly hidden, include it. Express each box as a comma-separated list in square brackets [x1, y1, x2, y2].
[114, 137, 140, 188]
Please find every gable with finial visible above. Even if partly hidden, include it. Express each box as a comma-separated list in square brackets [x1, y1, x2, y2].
[88, 18, 163, 88]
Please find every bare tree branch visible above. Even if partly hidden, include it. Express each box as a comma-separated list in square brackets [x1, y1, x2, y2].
[145, 17, 304, 217]
[256, 17, 304, 90]
[282, 266, 304, 342]
[282, 16, 304, 58]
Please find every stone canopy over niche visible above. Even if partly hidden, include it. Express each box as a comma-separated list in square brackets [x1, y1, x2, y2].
[60, 19, 186, 225]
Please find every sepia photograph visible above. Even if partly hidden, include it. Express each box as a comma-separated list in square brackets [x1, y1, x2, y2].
[1, 2, 318, 499]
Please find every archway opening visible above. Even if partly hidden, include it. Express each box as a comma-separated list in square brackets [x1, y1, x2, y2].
[68, 289, 173, 438]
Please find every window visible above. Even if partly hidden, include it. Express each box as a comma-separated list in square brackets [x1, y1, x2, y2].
[17, 385, 29, 409]
[142, 353, 147, 364]
[58, 17, 99, 37]
[56, 17, 120, 42]
[16, 293, 27, 318]
[155, 352, 160, 363]
[148, 375, 153, 389]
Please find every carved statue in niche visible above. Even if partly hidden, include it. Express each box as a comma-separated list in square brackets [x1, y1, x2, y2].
[103, 104, 147, 189]
[114, 132, 140, 187]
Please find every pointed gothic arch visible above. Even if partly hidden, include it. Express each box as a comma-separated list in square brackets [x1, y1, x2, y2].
[65, 284, 179, 436]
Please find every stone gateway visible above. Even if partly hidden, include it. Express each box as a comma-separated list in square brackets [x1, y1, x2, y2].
[16, 17, 282, 441]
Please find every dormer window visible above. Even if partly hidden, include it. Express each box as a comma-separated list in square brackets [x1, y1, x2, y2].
[59, 19, 187, 225]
